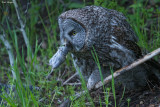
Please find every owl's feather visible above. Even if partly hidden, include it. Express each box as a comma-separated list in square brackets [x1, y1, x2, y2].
[50, 6, 160, 90]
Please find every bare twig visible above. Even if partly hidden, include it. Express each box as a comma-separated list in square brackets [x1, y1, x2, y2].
[12, 0, 32, 53]
[0, 33, 16, 80]
[63, 72, 78, 86]
[12, 0, 41, 72]
[95, 47, 160, 89]
[63, 83, 81, 86]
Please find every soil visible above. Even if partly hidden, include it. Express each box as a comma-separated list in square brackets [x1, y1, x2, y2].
[59, 73, 160, 107]
[91, 82, 160, 107]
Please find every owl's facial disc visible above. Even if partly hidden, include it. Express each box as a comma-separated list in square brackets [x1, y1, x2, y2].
[49, 19, 86, 69]
[60, 19, 86, 52]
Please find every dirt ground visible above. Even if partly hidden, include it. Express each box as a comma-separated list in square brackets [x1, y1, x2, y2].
[90, 75, 160, 107]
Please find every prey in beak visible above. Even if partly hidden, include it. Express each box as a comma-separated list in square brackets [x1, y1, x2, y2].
[49, 46, 69, 69]
[46, 40, 71, 79]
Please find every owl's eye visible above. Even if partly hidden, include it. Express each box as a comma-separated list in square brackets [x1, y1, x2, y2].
[69, 30, 77, 36]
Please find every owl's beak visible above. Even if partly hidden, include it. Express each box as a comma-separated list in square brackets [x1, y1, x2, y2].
[49, 45, 70, 69]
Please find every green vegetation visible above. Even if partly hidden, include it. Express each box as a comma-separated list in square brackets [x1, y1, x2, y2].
[0, 0, 160, 106]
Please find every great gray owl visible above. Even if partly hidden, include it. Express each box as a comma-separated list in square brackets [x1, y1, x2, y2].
[49, 6, 160, 90]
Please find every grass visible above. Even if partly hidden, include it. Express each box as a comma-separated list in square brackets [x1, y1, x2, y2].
[91, 47, 117, 106]
[0, 0, 160, 106]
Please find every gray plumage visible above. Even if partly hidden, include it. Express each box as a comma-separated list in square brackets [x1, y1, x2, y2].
[49, 6, 160, 90]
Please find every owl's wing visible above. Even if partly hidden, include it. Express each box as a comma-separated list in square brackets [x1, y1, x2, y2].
[124, 40, 160, 66]
[123, 40, 142, 59]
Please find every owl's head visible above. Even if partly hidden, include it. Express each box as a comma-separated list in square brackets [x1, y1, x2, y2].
[49, 18, 86, 69]
[49, 5, 138, 69]
[58, 18, 86, 51]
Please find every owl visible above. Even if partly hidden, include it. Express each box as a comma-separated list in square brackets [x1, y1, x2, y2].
[49, 6, 160, 90]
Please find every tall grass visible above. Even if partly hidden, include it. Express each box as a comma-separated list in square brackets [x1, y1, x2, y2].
[91, 47, 117, 106]
[128, 0, 160, 51]
[0, 0, 160, 106]
[1, 30, 40, 106]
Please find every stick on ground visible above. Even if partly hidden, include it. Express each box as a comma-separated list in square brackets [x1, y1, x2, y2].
[95, 47, 160, 89]
[59, 47, 160, 107]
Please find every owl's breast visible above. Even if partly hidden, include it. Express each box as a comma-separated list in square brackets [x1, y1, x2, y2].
[71, 53, 95, 80]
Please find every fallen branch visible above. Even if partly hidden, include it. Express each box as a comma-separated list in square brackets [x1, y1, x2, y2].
[12, 0, 32, 54]
[0, 33, 16, 80]
[95, 47, 160, 89]
[59, 47, 160, 107]
[13, 0, 41, 72]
